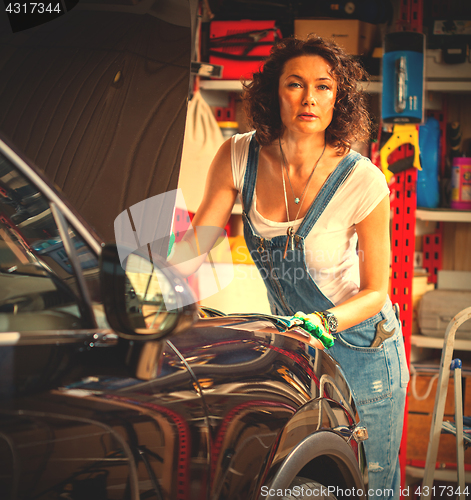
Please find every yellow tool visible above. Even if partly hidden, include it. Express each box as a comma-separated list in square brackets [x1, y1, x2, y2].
[380, 123, 421, 183]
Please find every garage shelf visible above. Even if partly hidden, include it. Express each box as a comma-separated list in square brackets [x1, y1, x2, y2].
[416, 209, 471, 223]
[411, 335, 471, 352]
[406, 465, 471, 483]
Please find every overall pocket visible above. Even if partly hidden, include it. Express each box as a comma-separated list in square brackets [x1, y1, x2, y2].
[329, 302, 399, 405]
[333, 330, 393, 405]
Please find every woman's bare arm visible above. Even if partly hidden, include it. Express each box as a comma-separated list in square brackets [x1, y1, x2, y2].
[323, 194, 390, 332]
[168, 139, 238, 275]
[190, 139, 238, 229]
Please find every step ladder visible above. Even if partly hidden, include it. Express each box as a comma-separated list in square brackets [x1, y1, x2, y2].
[422, 306, 471, 500]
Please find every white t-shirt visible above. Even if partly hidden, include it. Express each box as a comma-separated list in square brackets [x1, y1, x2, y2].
[231, 132, 389, 306]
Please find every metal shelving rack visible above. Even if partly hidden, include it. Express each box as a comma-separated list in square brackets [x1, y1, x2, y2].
[199, 0, 471, 490]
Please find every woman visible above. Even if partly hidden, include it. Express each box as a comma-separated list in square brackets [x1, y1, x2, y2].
[174, 35, 409, 499]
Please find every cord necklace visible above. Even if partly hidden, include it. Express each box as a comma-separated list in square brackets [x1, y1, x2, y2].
[279, 137, 326, 258]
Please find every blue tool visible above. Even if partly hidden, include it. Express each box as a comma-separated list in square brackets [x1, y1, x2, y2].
[382, 31, 425, 124]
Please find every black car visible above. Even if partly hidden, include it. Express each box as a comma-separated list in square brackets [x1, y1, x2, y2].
[0, 133, 368, 500]
[0, 2, 368, 499]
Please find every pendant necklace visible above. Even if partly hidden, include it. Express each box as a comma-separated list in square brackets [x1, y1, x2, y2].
[279, 138, 326, 258]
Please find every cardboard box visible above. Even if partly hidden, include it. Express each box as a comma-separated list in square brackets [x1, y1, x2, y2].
[294, 19, 378, 55]
[407, 413, 471, 465]
[465, 376, 471, 415]
[408, 373, 455, 415]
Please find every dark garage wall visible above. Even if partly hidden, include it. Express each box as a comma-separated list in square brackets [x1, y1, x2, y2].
[0, 1, 192, 242]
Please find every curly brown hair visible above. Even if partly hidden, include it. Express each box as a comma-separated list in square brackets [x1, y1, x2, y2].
[242, 34, 371, 153]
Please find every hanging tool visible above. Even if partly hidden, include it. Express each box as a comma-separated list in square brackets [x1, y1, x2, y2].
[380, 30, 425, 183]
[382, 31, 425, 124]
[380, 123, 421, 183]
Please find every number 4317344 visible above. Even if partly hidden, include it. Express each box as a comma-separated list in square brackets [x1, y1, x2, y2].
[415, 485, 469, 497]
[5, 3, 62, 14]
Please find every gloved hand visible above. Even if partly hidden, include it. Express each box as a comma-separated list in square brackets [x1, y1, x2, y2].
[293, 311, 335, 349]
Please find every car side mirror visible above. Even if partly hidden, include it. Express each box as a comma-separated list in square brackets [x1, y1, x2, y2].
[100, 243, 198, 341]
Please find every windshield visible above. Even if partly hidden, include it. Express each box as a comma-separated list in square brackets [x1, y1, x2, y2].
[0, 151, 100, 331]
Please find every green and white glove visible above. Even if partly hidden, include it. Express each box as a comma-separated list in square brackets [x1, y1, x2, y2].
[293, 311, 335, 349]
[167, 231, 176, 258]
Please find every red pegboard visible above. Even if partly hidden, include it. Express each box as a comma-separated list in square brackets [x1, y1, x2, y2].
[423, 227, 443, 284]
[387, 137, 418, 497]
[214, 93, 237, 122]
[397, 0, 423, 32]
[390, 167, 417, 340]
[390, 1, 427, 494]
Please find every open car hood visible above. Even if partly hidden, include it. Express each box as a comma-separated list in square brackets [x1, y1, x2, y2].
[0, 0, 195, 242]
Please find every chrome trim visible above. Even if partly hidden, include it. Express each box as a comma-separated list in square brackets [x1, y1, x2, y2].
[50, 202, 97, 328]
[353, 426, 368, 443]
[0, 330, 118, 346]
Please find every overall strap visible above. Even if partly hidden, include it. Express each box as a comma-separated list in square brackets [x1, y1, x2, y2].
[297, 151, 362, 238]
[241, 133, 260, 214]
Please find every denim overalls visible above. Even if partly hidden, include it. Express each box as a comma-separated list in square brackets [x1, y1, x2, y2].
[241, 135, 409, 500]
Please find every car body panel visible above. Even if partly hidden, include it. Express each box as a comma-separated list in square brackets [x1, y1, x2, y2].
[1, 318, 364, 500]
[1, 333, 207, 500]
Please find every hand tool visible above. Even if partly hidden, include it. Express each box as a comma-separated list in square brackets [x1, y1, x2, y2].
[380, 123, 421, 183]
[370, 319, 395, 348]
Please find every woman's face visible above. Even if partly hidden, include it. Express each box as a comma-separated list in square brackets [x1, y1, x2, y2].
[278, 54, 337, 137]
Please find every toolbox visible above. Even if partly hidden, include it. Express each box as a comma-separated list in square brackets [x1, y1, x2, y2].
[208, 20, 282, 80]
[418, 290, 471, 339]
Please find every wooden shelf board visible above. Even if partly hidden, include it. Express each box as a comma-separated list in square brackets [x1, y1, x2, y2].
[199, 80, 245, 92]
[416, 208, 471, 223]
[425, 80, 471, 92]
[411, 335, 471, 351]
[406, 465, 471, 482]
